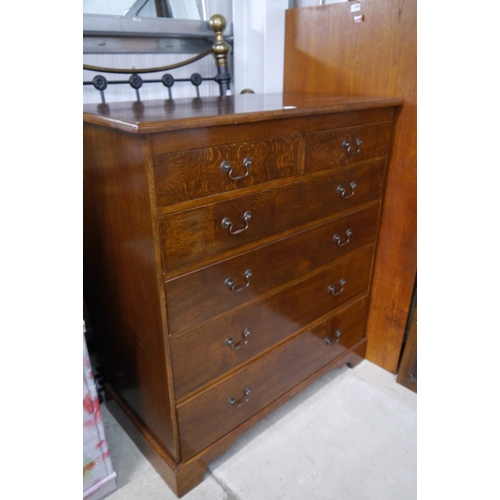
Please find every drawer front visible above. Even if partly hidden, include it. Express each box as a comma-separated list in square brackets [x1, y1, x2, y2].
[304, 122, 393, 174]
[165, 205, 380, 337]
[154, 136, 300, 206]
[176, 296, 368, 460]
[170, 247, 373, 399]
[150, 107, 395, 156]
[160, 160, 385, 274]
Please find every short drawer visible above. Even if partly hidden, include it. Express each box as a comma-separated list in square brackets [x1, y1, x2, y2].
[165, 205, 380, 337]
[160, 160, 385, 274]
[304, 122, 393, 174]
[175, 296, 368, 460]
[154, 136, 300, 206]
[170, 247, 373, 399]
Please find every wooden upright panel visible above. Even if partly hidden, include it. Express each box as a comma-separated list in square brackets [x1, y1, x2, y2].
[284, 0, 416, 372]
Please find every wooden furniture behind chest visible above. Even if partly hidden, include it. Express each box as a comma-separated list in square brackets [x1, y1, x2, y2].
[83, 93, 402, 497]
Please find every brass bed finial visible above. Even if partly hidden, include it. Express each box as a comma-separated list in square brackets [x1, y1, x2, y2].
[209, 14, 231, 68]
[209, 14, 232, 95]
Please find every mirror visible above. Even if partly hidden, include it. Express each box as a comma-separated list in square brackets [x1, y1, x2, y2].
[83, 0, 232, 54]
[83, 0, 207, 20]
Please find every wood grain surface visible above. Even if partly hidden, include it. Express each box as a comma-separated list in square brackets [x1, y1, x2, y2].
[176, 296, 368, 461]
[83, 124, 179, 460]
[165, 205, 380, 337]
[171, 295, 369, 401]
[160, 160, 386, 274]
[305, 122, 393, 174]
[284, 0, 416, 372]
[83, 94, 400, 496]
[154, 135, 300, 206]
[83, 93, 402, 134]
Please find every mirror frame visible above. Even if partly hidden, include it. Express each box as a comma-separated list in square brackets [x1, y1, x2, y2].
[83, 13, 233, 54]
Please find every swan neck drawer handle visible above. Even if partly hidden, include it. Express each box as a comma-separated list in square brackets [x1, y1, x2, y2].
[220, 157, 252, 180]
[343, 137, 363, 155]
[221, 210, 252, 234]
[333, 228, 352, 247]
[324, 330, 342, 346]
[337, 181, 357, 199]
[327, 278, 346, 296]
[228, 387, 251, 408]
[225, 328, 251, 350]
[224, 269, 252, 292]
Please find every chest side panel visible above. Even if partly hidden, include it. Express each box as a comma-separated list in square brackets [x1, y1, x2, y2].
[83, 123, 178, 460]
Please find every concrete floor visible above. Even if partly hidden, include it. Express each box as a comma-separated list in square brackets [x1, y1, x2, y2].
[99, 360, 417, 500]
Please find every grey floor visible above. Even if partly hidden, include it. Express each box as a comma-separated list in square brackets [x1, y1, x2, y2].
[100, 360, 417, 500]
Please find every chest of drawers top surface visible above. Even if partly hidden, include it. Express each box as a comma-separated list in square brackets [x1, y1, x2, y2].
[82, 92, 402, 134]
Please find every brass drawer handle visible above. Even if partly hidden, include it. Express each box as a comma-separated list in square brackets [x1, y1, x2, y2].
[333, 228, 352, 247]
[337, 181, 357, 199]
[327, 278, 346, 296]
[228, 387, 251, 408]
[220, 157, 252, 180]
[343, 137, 363, 155]
[225, 269, 252, 292]
[221, 210, 252, 234]
[324, 330, 342, 346]
[225, 328, 251, 350]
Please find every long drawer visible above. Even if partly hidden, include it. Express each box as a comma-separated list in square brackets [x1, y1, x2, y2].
[160, 160, 385, 274]
[165, 205, 380, 337]
[176, 296, 369, 461]
[154, 135, 300, 206]
[170, 247, 373, 398]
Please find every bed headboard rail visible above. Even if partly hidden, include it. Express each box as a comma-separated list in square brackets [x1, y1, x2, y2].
[83, 14, 231, 103]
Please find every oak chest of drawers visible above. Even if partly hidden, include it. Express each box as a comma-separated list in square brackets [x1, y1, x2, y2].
[83, 93, 402, 497]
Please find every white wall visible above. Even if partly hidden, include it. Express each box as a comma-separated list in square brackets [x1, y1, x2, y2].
[232, 0, 289, 94]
